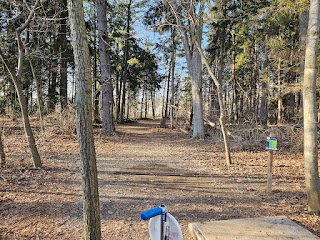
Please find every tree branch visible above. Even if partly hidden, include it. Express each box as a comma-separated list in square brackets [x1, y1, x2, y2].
[16, 0, 40, 79]
[166, 0, 192, 64]
[16, 0, 40, 33]
[0, 48, 17, 82]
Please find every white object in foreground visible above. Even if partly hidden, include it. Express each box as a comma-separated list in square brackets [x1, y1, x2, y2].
[148, 213, 183, 240]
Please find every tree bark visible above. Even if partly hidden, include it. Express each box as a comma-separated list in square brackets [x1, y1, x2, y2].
[217, 2, 226, 89]
[115, 43, 122, 121]
[59, 0, 68, 109]
[277, 58, 282, 125]
[168, 0, 205, 138]
[119, 0, 132, 122]
[231, 32, 238, 123]
[252, 37, 259, 121]
[67, 0, 102, 238]
[165, 63, 171, 118]
[28, 56, 45, 133]
[170, 26, 176, 130]
[93, 8, 101, 124]
[298, 11, 308, 114]
[25, 30, 45, 133]
[189, 46, 205, 139]
[140, 85, 145, 119]
[260, 38, 268, 127]
[96, 0, 115, 134]
[303, 0, 320, 214]
[299, 11, 309, 82]
[144, 90, 148, 119]
[0, 133, 5, 167]
[48, 34, 58, 112]
[151, 90, 156, 120]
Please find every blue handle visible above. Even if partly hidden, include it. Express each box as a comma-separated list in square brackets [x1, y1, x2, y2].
[140, 207, 163, 220]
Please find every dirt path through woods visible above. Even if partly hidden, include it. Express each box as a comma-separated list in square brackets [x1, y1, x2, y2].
[0, 119, 319, 239]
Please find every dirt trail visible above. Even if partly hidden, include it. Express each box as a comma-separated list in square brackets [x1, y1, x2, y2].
[1, 119, 319, 239]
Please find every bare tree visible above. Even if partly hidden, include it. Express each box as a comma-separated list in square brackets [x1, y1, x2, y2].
[303, 0, 320, 214]
[118, 0, 133, 123]
[166, 0, 231, 164]
[26, 31, 45, 133]
[166, 0, 205, 139]
[67, 0, 102, 238]
[0, 0, 42, 168]
[194, 41, 231, 166]
[169, 26, 176, 130]
[96, 0, 115, 134]
[59, 0, 68, 109]
[259, 36, 268, 127]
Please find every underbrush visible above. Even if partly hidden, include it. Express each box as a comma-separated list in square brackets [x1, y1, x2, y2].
[226, 124, 303, 152]
[1, 111, 306, 154]
[173, 116, 304, 152]
[44, 106, 76, 135]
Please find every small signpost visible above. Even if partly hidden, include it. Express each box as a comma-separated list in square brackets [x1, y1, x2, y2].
[266, 136, 278, 193]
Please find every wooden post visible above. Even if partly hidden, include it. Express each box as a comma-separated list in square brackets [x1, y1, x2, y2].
[267, 150, 273, 193]
[266, 132, 277, 193]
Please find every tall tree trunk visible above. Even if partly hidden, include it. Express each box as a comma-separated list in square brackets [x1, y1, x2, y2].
[140, 86, 145, 119]
[151, 90, 156, 120]
[71, 71, 76, 103]
[59, 0, 68, 109]
[277, 58, 282, 125]
[189, 46, 205, 139]
[144, 91, 148, 119]
[170, 26, 176, 130]
[288, 47, 296, 122]
[303, 0, 320, 214]
[260, 37, 268, 127]
[126, 93, 130, 119]
[231, 32, 238, 123]
[161, 60, 171, 128]
[0, 132, 5, 167]
[116, 43, 122, 121]
[119, 0, 132, 123]
[172, 1, 205, 139]
[161, 66, 169, 118]
[299, 11, 309, 114]
[48, 35, 58, 112]
[160, 67, 170, 127]
[26, 30, 45, 133]
[252, 37, 259, 121]
[217, 2, 226, 99]
[67, 0, 102, 238]
[96, 0, 115, 134]
[165, 64, 171, 118]
[214, 2, 232, 166]
[28, 57, 45, 133]
[93, 7, 101, 124]
[216, 1, 228, 126]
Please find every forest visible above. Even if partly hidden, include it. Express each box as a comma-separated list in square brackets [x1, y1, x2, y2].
[0, 0, 320, 239]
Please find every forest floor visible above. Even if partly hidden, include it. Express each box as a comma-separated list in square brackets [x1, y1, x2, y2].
[0, 118, 320, 240]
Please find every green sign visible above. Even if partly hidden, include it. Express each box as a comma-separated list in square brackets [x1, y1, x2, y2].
[266, 137, 278, 150]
